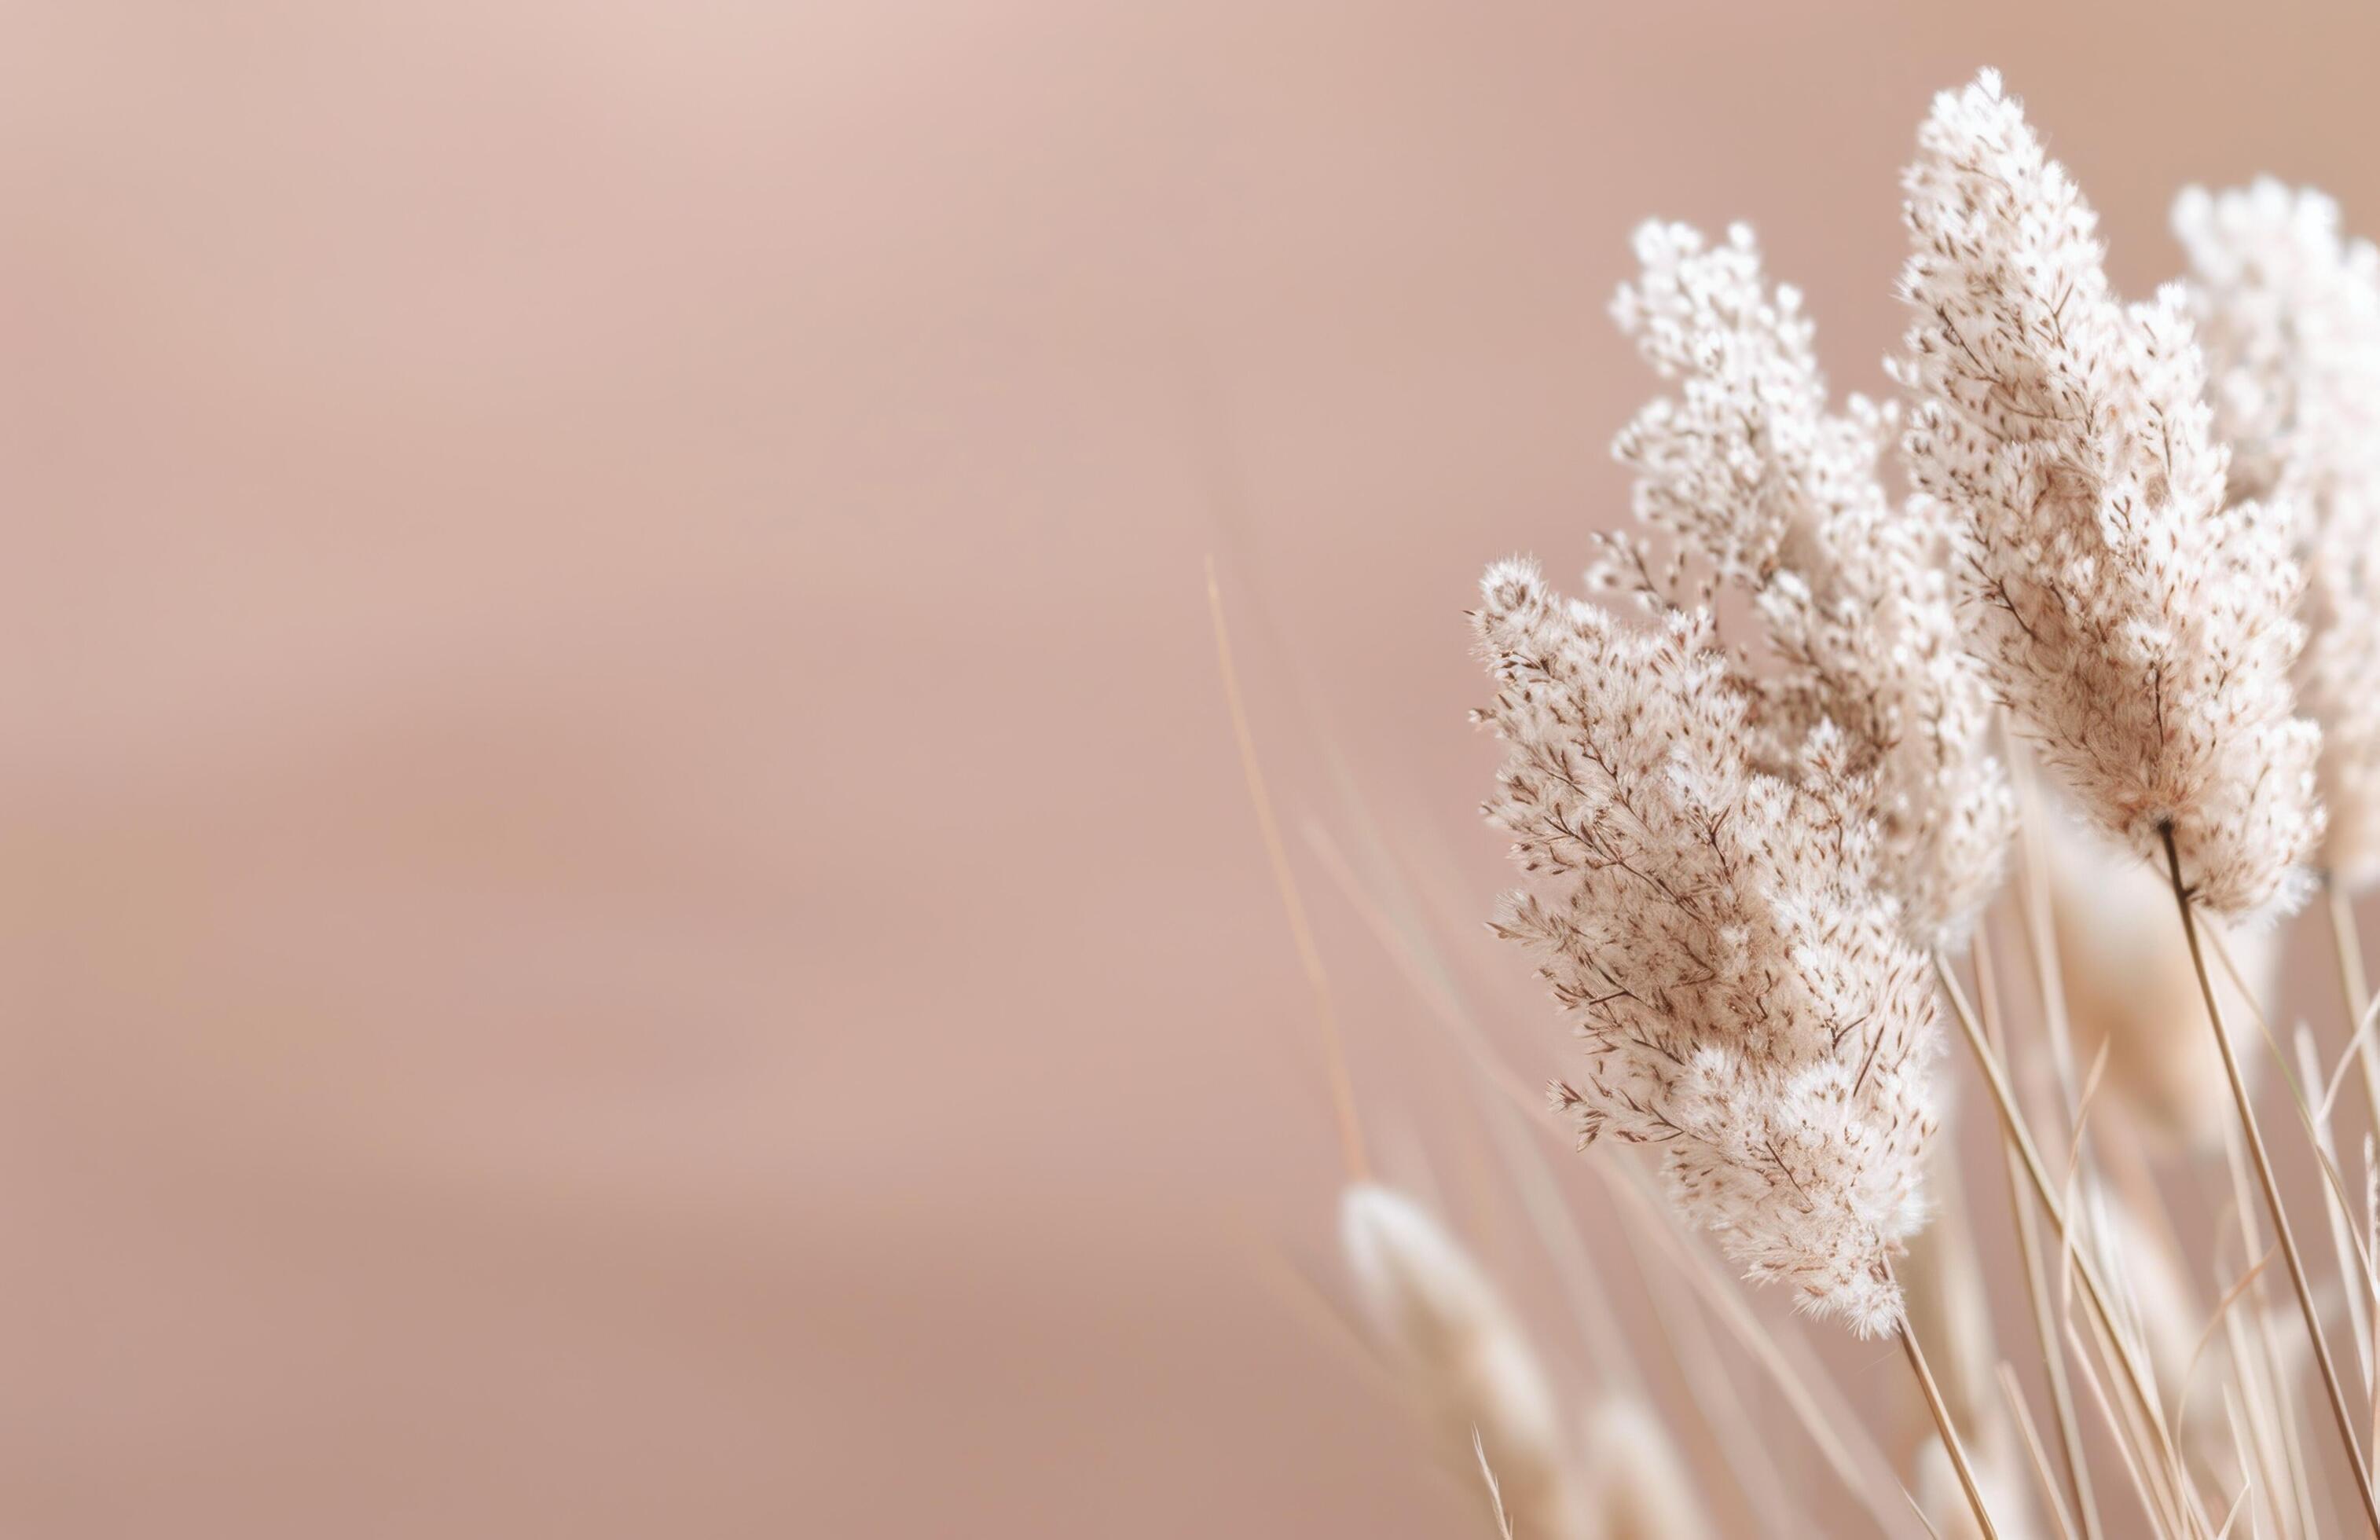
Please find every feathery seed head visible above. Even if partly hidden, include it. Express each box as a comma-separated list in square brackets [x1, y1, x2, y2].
[1476, 560, 1939, 1337]
[1899, 71, 2323, 915]
[1612, 218, 2013, 948]
[2176, 178, 2380, 890]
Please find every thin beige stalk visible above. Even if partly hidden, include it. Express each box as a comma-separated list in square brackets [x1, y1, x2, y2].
[2054, 1049, 2206, 1534]
[2198, 918, 2380, 1321]
[2218, 1384, 2270, 1540]
[2205, 960, 2380, 1529]
[1241, 1235, 1408, 1402]
[1206, 559, 1367, 1181]
[2000, 1363, 2083, 1540]
[2184, 940, 2380, 1533]
[2171, 1247, 2274, 1455]
[2333, 877, 2380, 1468]
[2196, 935, 2350, 1537]
[1933, 955, 2194, 1470]
[2371, 1135, 2380, 1496]
[1605, 1204, 1805, 1536]
[2220, 1286, 2303, 1539]
[2213, 1131, 2323, 1538]
[2008, 735, 2086, 1117]
[2329, 875, 2380, 1141]
[1472, 1428, 1516, 1540]
[1902, 1135, 2004, 1446]
[2300, 1027, 2374, 1377]
[1300, 821, 1646, 1391]
[2160, 821, 2380, 1533]
[1975, 922, 2104, 1540]
[1596, 1160, 1903, 1537]
[2063, 1314, 2188, 1537]
[1898, 1293, 2003, 1540]
[2209, 1465, 2252, 1540]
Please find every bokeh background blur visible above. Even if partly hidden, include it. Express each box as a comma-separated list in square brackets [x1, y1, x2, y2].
[13, 2, 2380, 1534]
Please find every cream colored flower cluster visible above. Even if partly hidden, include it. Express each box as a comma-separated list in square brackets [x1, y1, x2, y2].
[1475, 561, 1937, 1336]
[1899, 70, 2322, 915]
[2175, 180, 2380, 890]
[1473, 68, 2359, 1340]
[1612, 220, 2013, 948]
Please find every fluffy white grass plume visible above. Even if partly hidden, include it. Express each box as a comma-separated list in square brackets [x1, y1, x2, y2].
[2044, 820, 2274, 1145]
[2175, 180, 2380, 891]
[1579, 1397, 1714, 1539]
[1474, 561, 1939, 1336]
[1898, 70, 2323, 916]
[1340, 1183, 1586, 1540]
[1612, 220, 2014, 948]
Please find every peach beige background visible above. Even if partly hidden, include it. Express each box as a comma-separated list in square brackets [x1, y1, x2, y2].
[10, 2, 2380, 1534]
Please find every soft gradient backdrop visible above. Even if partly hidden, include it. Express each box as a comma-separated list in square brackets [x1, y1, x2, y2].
[11, 2, 2380, 1534]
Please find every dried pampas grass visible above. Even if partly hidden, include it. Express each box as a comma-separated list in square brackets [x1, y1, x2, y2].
[1610, 218, 2013, 948]
[1246, 59, 2380, 1540]
[1899, 70, 2322, 918]
[2177, 179, 2380, 893]
[1474, 563, 1940, 1336]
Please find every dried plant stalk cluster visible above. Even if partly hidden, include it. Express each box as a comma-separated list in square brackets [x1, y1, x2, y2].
[1470, 68, 2362, 1342]
[1369, 61, 2380, 1540]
